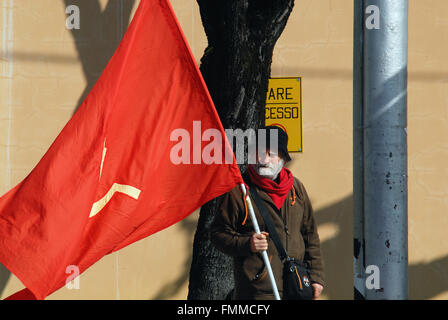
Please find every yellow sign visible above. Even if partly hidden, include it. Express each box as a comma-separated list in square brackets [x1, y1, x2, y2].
[265, 77, 303, 152]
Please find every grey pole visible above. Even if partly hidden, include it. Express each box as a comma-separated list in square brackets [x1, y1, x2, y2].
[353, 0, 366, 300]
[362, 0, 409, 299]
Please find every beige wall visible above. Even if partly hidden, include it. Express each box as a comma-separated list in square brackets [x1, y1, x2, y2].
[0, 0, 447, 300]
[407, 0, 448, 300]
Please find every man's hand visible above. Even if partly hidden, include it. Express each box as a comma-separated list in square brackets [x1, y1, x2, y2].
[250, 232, 269, 253]
[312, 283, 323, 300]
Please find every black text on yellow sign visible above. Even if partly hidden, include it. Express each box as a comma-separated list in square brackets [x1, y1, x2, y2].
[265, 77, 303, 152]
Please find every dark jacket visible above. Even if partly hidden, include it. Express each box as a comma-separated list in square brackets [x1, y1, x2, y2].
[210, 175, 325, 300]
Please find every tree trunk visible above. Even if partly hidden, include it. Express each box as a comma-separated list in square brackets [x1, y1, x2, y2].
[188, 0, 295, 300]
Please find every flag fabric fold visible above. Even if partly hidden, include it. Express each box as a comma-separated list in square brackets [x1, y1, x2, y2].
[0, 0, 242, 300]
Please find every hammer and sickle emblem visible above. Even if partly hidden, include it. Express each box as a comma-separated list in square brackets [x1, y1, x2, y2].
[89, 139, 142, 218]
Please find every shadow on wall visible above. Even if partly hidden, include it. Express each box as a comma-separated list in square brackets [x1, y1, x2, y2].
[62, 0, 136, 114]
[150, 216, 198, 299]
[409, 256, 448, 299]
[312, 195, 354, 299]
[0, 264, 9, 298]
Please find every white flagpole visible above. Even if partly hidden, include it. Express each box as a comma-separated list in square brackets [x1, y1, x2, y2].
[240, 183, 281, 300]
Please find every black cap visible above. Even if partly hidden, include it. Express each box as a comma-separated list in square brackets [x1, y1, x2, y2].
[257, 125, 292, 162]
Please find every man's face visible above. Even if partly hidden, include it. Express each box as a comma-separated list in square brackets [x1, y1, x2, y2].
[254, 148, 285, 180]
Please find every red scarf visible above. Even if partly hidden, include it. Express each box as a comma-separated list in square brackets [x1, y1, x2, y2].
[247, 164, 294, 210]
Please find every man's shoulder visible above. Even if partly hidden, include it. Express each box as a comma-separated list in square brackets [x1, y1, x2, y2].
[291, 175, 309, 201]
[219, 185, 244, 203]
[292, 175, 304, 190]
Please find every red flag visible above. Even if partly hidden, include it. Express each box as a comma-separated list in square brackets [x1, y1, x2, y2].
[0, 0, 242, 300]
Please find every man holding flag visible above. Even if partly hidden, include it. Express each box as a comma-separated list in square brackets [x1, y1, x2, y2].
[211, 126, 325, 300]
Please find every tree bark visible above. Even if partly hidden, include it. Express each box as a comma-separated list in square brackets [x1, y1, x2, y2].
[188, 0, 295, 300]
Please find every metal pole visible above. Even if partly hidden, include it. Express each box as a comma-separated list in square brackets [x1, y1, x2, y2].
[240, 183, 281, 300]
[353, 0, 366, 300]
[363, 0, 408, 299]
